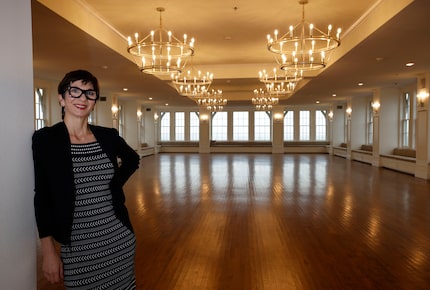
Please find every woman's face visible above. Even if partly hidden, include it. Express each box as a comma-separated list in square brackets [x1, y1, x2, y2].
[59, 80, 97, 120]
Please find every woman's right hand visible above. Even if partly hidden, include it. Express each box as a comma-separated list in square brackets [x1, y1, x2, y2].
[40, 237, 64, 284]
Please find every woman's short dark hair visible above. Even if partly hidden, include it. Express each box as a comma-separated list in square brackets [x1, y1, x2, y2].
[57, 69, 100, 99]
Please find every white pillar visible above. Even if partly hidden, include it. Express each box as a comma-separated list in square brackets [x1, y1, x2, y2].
[272, 106, 284, 153]
[199, 108, 210, 153]
[0, 0, 36, 289]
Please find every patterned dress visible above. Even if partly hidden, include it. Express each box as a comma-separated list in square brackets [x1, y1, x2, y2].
[61, 142, 136, 289]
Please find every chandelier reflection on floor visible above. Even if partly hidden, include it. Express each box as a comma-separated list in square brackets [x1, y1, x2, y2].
[252, 88, 279, 111]
[127, 7, 195, 75]
[266, 0, 341, 72]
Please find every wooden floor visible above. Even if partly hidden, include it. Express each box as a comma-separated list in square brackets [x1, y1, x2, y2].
[37, 153, 430, 290]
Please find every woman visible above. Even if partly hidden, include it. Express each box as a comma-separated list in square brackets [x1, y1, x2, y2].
[33, 70, 140, 289]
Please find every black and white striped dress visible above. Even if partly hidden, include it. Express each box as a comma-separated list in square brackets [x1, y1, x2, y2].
[61, 142, 136, 289]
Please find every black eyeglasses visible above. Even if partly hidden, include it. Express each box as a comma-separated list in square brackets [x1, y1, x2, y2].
[67, 86, 99, 101]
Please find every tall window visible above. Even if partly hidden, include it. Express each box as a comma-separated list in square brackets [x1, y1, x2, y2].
[299, 110, 310, 140]
[254, 111, 271, 141]
[118, 105, 124, 137]
[400, 93, 410, 147]
[233, 111, 249, 140]
[34, 88, 46, 129]
[175, 112, 185, 141]
[160, 112, 171, 141]
[400, 92, 417, 148]
[211, 111, 227, 140]
[189, 112, 200, 141]
[315, 110, 327, 141]
[88, 111, 96, 125]
[284, 111, 294, 140]
[367, 101, 373, 145]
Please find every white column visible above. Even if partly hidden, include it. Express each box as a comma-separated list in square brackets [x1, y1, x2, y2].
[0, 0, 36, 289]
[199, 108, 210, 153]
[415, 73, 430, 179]
[272, 106, 284, 153]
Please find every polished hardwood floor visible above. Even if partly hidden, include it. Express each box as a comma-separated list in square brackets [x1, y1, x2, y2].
[37, 153, 430, 289]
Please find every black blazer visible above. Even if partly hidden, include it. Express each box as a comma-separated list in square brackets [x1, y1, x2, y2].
[32, 122, 139, 245]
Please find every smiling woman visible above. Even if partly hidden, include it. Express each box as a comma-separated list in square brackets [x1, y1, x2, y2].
[32, 70, 140, 289]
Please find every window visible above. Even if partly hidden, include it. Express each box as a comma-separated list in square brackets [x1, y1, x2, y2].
[88, 111, 96, 125]
[160, 112, 171, 141]
[34, 88, 46, 130]
[254, 111, 271, 141]
[233, 111, 249, 140]
[315, 110, 327, 141]
[118, 105, 124, 137]
[189, 112, 200, 141]
[400, 93, 410, 147]
[211, 111, 227, 140]
[175, 112, 185, 141]
[299, 110, 310, 140]
[366, 101, 373, 145]
[399, 92, 417, 148]
[284, 111, 294, 141]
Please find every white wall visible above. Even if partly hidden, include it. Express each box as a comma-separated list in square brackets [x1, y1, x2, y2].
[0, 0, 37, 289]
[121, 100, 139, 150]
[350, 96, 368, 149]
[379, 87, 401, 154]
[96, 95, 114, 128]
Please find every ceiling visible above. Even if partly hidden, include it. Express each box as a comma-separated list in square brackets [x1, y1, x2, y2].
[32, 0, 430, 108]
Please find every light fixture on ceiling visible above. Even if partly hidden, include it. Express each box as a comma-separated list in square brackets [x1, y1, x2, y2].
[127, 7, 195, 75]
[252, 88, 279, 111]
[171, 65, 213, 98]
[258, 68, 302, 96]
[195, 89, 227, 111]
[266, 0, 341, 72]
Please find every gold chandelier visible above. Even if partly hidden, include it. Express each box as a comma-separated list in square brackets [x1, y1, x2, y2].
[127, 7, 195, 75]
[171, 66, 213, 97]
[258, 68, 302, 96]
[195, 89, 227, 111]
[252, 89, 279, 111]
[266, 0, 341, 72]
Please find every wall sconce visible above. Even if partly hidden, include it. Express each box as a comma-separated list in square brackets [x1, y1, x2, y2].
[273, 113, 283, 123]
[200, 114, 209, 122]
[328, 111, 334, 120]
[154, 112, 159, 121]
[111, 105, 119, 120]
[371, 101, 380, 114]
[137, 110, 142, 122]
[417, 89, 429, 107]
[346, 107, 352, 118]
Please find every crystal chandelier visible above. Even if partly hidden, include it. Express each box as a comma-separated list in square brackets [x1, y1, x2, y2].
[127, 7, 195, 75]
[252, 89, 279, 111]
[266, 0, 341, 72]
[171, 66, 213, 97]
[195, 89, 227, 111]
[258, 68, 302, 96]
